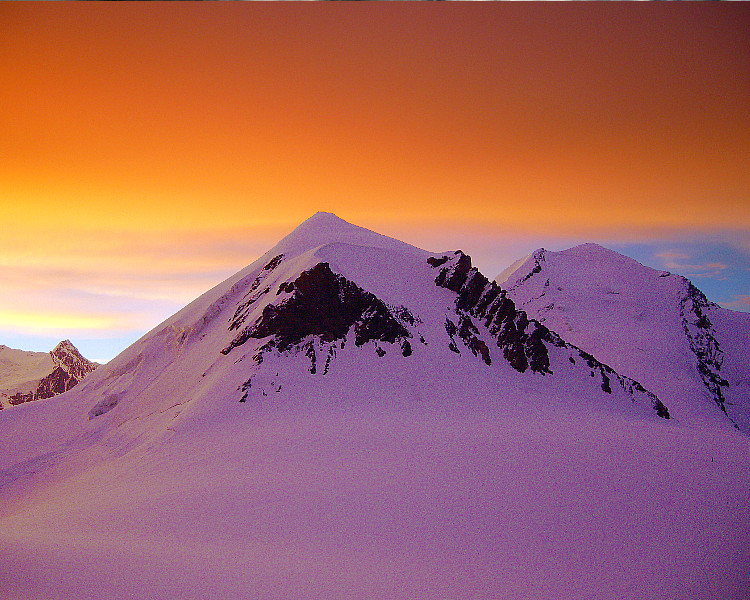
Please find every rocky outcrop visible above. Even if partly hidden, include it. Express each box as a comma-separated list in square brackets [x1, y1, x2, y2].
[229, 254, 285, 332]
[224, 261, 416, 403]
[7, 340, 98, 405]
[223, 262, 411, 356]
[429, 252, 670, 419]
[50, 339, 97, 382]
[679, 281, 731, 417]
[431, 251, 554, 374]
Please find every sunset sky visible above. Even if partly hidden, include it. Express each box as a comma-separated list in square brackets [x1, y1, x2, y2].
[1, 3, 749, 362]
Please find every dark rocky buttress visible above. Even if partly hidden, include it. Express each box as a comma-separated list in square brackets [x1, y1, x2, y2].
[429, 251, 670, 419]
[679, 281, 732, 421]
[34, 366, 80, 400]
[8, 340, 97, 405]
[223, 262, 411, 355]
[430, 251, 553, 374]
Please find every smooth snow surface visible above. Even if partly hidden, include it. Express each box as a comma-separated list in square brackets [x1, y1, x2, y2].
[2, 216, 749, 599]
[0, 345, 53, 391]
[2, 399, 748, 600]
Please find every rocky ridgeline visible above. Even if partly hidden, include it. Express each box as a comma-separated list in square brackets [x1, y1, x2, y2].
[503, 248, 547, 293]
[679, 280, 731, 419]
[212, 245, 669, 418]
[429, 251, 553, 374]
[6, 340, 98, 406]
[428, 251, 670, 419]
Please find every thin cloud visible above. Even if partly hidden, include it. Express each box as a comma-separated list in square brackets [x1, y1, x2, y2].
[655, 250, 728, 279]
[719, 296, 750, 312]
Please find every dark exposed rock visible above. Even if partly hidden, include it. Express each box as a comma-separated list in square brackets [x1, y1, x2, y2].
[306, 342, 317, 374]
[239, 378, 253, 403]
[444, 318, 458, 338]
[8, 340, 98, 406]
[223, 262, 410, 356]
[455, 315, 491, 365]
[431, 252, 550, 374]
[263, 254, 285, 272]
[429, 252, 670, 419]
[653, 400, 671, 419]
[466, 336, 491, 366]
[323, 345, 335, 374]
[435, 251, 472, 292]
[230, 255, 285, 331]
[8, 391, 34, 406]
[393, 306, 419, 326]
[458, 314, 479, 338]
[277, 281, 294, 295]
[426, 255, 450, 268]
[50, 340, 97, 381]
[680, 281, 730, 417]
[36, 366, 80, 400]
[456, 271, 488, 313]
[354, 306, 409, 347]
[525, 322, 551, 374]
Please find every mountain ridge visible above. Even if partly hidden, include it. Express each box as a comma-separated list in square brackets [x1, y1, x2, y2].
[497, 243, 750, 432]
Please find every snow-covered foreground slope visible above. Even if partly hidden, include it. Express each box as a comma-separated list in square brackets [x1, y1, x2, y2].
[2, 398, 749, 600]
[498, 244, 750, 433]
[1, 214, 749, 599]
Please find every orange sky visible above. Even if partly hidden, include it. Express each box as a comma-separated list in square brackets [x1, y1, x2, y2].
[1, 3, 749, 360]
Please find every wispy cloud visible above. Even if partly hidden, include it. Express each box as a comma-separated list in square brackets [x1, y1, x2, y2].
[719, 296, 750, 312]
[655, 250, 729, 279]
[0, 226, 285, 340]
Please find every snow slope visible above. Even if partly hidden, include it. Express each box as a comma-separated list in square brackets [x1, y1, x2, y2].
[1, 214, 748, 600]
[497, 244, 750, 433]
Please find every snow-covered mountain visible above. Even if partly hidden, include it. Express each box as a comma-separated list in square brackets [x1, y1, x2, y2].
[0, 340, 98, 409]
[44, 212, 668, 428]
[497, 243, 750, 434]
[1, 214, 748, 600]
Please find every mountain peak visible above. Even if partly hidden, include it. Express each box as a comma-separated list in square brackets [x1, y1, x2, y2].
[53, 339, 76, 353]
[266, 212, 422, 260]
[50, 339, 98, 380]
[566, 243, 631, 260]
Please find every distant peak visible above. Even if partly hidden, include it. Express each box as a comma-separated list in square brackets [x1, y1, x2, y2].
[53, 339, 76, 352]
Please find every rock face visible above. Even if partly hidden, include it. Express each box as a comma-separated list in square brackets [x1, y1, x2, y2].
[430, 251, 670, 418]
[679, 282, 729, 414]
[5, 340, 98, 406]
[220, 260, 414, 400]
[223, 261, 411, 356]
